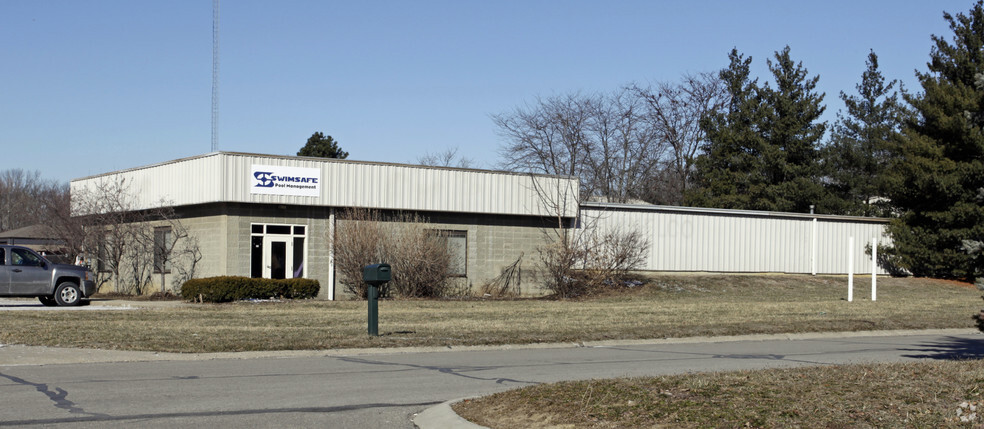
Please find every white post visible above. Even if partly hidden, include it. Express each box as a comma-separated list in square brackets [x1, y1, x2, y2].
[871, 237, 877, 302]
[327, 208, 336, 301]
[811, 217, 818, 275]
[847, 236, 854, 302]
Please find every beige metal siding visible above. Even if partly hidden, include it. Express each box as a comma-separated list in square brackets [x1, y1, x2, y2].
[583, 205, 889, 275]
[72, 152, 579, 218]
[70, 155, 226, 212]
[815, 220, 889, 275]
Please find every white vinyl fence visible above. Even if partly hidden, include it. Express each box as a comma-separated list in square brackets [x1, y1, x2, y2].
[582, 203, 889, 275]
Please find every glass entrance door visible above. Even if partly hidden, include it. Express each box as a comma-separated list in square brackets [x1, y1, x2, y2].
[262, 236, 293, 279]
[250, 223, 307, 279]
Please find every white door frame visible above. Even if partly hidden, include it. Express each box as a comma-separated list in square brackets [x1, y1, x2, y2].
[261, 235, 293, 279]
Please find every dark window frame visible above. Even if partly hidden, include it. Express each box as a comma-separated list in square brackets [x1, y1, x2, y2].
[429, 229, 468, 278]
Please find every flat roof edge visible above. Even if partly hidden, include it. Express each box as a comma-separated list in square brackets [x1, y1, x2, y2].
[580, 202, 891, 223]
[71, 151, 577, 183]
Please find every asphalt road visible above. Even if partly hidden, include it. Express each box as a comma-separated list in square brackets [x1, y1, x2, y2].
[1, 330, 981, 428]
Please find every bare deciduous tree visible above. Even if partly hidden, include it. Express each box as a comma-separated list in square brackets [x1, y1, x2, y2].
[494, 89, 682, 204]
[0, 169, 64, 232]
[416, 147, 475, 169]
[494, 92, 595, 182]
[69, 177, 200, 295]
[72, 177, 142, 292]
[170, 235, 203, 291]
[494, 74, 725, 206]
[582, 88, 666, 203]
[633, 72, 728, 205]
[151, 206, 195, 295]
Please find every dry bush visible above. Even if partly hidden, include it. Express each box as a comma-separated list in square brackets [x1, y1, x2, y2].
[481, 254, 523, 298]
[587, 227, 649, 283]
[540, 225, 649, 298]
[385, 213, 455, 298]
[333, 208, 385, 299]
[333, 209, 457, 299]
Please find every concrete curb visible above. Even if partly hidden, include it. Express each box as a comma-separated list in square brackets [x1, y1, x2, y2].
[0, 328, 978, 367]
[412, 398, 486, 429]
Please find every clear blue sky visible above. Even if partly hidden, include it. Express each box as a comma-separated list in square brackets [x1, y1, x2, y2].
[1, 0, 974, 183]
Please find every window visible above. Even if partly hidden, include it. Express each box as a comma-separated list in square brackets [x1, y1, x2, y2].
[153, 227, 173, 273]
[432, 230, 467, 277]
[0, 248, 4, 265]
[267, 225, 291, 235]
[97, 234, 109, 273]
[11, 248, 43, 267]
[250, 236, 263, 278]
[293, 236, 305, 278]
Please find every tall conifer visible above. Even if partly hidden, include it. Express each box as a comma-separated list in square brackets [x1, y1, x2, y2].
[689, 47, 828, 213]
[826, 51, 906, 217]
[887, 2, 984, 279]
[759, 46, 828, 213]
[688, 49, 767, 209]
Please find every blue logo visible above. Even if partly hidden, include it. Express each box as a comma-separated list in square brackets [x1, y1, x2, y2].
[254, 171, 274, 187]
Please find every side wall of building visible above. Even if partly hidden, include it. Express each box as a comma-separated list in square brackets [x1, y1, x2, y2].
[583, 205, 890, 275]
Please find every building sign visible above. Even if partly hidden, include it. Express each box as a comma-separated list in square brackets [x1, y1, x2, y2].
[250, 165, 321, 197]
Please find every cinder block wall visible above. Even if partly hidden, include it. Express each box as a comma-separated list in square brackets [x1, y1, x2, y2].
[136, 203, 562, 299]
[329, 213, 556, 299]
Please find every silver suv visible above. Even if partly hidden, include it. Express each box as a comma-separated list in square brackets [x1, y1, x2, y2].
[0, 245, 97, 306]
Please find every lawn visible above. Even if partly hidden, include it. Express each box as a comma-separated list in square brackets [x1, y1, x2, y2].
[0, 274, 978, 353]
[453, 360, 984, 428]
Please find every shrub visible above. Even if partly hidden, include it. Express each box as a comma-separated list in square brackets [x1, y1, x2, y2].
[540, 224, 649, 298]
[333, 208, 457, 299]
[385, 218, 455, 298]
[181, 276, 320, 303]
[333, 208, 385, 299]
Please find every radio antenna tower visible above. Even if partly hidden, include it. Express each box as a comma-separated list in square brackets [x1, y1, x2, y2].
[211, 0, 220, 152]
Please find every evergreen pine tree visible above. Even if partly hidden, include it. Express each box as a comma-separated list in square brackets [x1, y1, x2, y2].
[825, 51, 906, 217]
[298, 132, 349, 159]
[689, 47, 828, 213]
[687, 49, 768, 209]
[759, 46, 828, 213]
[887, 2, 984, 279]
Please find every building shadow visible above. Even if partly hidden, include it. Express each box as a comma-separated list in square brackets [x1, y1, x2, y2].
[902, 335, 984, 360]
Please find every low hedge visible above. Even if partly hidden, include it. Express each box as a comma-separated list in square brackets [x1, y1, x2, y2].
[181, 276, 320, 303]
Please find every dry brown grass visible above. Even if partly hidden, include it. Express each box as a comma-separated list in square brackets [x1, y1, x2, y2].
[454, 360, 984, 428]
[0, 275, 979, 353]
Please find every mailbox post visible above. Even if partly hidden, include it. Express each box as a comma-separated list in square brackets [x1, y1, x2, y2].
[362, 263, 391, 336]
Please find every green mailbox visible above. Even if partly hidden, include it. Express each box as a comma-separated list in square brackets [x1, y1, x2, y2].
[362, 263, 391, 285]
[362, 263, 391, 336]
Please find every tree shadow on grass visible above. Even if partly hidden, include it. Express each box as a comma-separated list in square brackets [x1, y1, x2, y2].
[902, 335, 984, 360]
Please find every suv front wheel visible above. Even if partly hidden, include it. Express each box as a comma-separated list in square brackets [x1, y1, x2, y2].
[54, 282, 82, 306]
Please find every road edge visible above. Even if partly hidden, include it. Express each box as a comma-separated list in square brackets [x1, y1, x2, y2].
[0, 328, 978, 367]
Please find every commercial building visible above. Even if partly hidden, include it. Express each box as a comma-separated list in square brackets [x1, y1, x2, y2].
[72, 152, 890, 299]
[71, 152, 578, 298]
